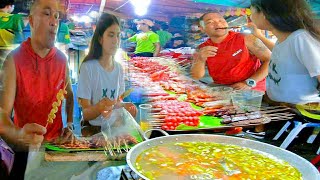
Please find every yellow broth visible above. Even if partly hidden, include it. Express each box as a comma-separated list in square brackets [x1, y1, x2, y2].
[135, 142, 302, 180]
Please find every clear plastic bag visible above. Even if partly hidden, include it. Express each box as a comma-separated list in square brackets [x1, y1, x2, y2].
[92, 107, 144, 151]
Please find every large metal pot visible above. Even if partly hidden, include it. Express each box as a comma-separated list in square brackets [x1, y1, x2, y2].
[126, 132, 320, 180]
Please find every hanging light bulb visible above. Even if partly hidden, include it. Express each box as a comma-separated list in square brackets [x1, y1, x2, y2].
[130, 0, 151, 16]
[130, 0, 151, 7]
[134, 6, 148, 16]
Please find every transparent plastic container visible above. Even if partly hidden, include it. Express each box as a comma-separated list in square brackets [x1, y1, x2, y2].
[231, 90, 265, 112]
[211, 86, 234, 101]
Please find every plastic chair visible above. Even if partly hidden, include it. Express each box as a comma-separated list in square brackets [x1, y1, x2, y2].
[311, 154, 320, 172]
[273, 104, 320, 154]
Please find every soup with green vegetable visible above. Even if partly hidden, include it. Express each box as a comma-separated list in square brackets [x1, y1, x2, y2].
[135, 142, 302, 180]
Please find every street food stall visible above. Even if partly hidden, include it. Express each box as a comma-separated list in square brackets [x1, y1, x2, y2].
[2, 0, 320, 179]
[34, 53, 319, 179]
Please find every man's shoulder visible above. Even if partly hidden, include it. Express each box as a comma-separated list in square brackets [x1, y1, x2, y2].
[3, 51, 15, 64]
[55, 48, 68, 61]
[148, 31, 158, 35]
[7, 45, 23, 58]
[228, 31, 245, 41]
[0, 12, 13, 18]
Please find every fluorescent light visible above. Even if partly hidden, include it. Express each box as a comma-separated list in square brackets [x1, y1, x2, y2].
[71, 15, 92, 23]
[80, 15, 92, 23]
[89, 11, 99, 18]
[130, 0, 151, 16]
[130, 0, 151, 7]
[134, 7, 148, 16]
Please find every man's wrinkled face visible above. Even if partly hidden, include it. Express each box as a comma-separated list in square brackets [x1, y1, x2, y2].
[200, 13, 229, 37]
[29, 0, 59, 49]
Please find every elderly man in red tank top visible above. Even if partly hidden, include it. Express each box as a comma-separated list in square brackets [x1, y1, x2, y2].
[0, 0, 74, 179]
[191, 12, 271, 92]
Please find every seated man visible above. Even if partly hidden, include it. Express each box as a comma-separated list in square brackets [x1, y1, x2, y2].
[190, 12, 271, 92]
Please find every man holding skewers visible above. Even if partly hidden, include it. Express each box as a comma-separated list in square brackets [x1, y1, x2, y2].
[0, 0, 74, 179]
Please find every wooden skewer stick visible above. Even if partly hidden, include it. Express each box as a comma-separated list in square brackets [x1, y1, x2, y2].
[46, 81, 69, 128]
[151, 115, 166, 119]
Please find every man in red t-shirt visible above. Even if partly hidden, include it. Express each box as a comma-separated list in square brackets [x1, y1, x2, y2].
[0, 0, 74, 178]
[191, 12, 271, 92]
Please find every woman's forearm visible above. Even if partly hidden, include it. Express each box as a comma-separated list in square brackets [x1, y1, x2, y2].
[82, 104, 101, 121]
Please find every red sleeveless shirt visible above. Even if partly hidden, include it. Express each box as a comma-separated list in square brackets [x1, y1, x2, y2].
[12, 38, 67, 141]
[199, 31, 266, 91]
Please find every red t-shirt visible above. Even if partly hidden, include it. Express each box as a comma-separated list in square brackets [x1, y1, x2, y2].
[12, 38, 67, 141]
[199, 31, 266, 92]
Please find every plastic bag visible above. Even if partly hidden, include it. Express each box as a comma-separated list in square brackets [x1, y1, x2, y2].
[0, 138, 14, 175]
[91, 107, 144, 151]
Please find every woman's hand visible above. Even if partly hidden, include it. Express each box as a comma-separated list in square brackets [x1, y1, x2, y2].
[97, 98, 116, 118]
[123, 102, 137, 117]
[247, 22, 264, 38]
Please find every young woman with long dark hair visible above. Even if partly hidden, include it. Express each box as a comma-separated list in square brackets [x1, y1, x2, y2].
[77, 13, 137, 136]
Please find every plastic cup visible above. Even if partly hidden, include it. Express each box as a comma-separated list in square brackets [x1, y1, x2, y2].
[139, 104, 152, 131]
[231, 90, 265, 112]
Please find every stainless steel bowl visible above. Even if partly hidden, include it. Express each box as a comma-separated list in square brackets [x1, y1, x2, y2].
[127, 134, 320, 180]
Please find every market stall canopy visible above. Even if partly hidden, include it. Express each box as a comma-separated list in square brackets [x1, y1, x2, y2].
[193, 0, 250, 8]
[68, 0, 252, 21]
[67, 0, 320, 20]
[11, 0, 320, 19]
